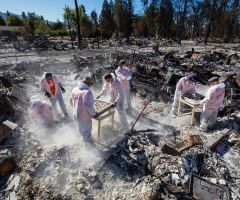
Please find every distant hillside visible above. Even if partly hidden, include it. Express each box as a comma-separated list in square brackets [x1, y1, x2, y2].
[0, 11, 55, 24]
[0, 12, 7, 21]
[0, 11, 23, 21]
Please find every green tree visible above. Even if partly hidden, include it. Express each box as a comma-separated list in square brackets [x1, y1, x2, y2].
[91, 10, 98, 26]
[34, 20, 51, 34]
[99, 0, 115, 38]
[125, 0, 134, 41]
[114, 0, 128, 37]
[110, 0, 114, 14]
[144, 5, 157, 38]
[51, 19, 67, 38]
[63, 4, 93, 38]
[0, 16, 6, 26]
[157, 0, 174, 37]
[52, 19, 65, 30]
[132, 15, 148, 37]
[91, 10, 100, 47]
[27, 12, 43, 31]
[78, 5, 93, 37]
[6, 10, 10, 17]
[226, 0, 240, 42]
[63, 7, 76, 30]
[74, 0, 81, 49]
[189, 0, 202, 40]
[6, 15, 23, 26]
[64, 6, 74, 48]
[81, 14, 93, 37]
[22, 11, 26, 19]
[114, 0, 134, 40]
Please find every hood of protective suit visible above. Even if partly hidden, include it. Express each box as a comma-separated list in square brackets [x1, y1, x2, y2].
[42, 72, 48, 79]
[202, 82, 225, 110]
[42, 72, 53, 79]
[31, 99, 43, 110]
[216, 82, 225, 89]
[78, 82, 90, 90]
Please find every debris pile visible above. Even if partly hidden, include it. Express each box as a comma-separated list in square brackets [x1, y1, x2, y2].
[100, 128, 240, 199]
[129, 48, 240, 107]
[33, 36, 72, 51]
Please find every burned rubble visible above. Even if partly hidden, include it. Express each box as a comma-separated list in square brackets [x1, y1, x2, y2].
[0, 41, 240, 200]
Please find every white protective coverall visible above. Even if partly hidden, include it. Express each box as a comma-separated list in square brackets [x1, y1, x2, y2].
[100, 77, 129, 133]
[199, 83, 225, 131]
[171, 76, 196, 115]
[40, 72, 67, 116]
[30, 99, 55, 124]
[115, 66, 132, 108]
[70, 82, 98, 143]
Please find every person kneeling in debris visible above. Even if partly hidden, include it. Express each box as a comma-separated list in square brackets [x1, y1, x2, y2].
[115, 60, 132, 109]
[171, 73, 197, 117]
[40, 72, 68, 117]
[70, 77, 99, 144]
[30, 98, 55, 125]
[199, 77, 225, 132]
[97, 73, 129, 133]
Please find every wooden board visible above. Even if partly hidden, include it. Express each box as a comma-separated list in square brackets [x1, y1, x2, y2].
[175, 135, 203, 153]
[94, 99, 112, 113]
[93, 99, 115, 142]
[180, 97, 199, 106]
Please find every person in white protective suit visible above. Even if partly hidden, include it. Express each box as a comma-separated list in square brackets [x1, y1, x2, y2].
[115, 60, 132, 109]
[171, 73, 197, 117]
[70, 77, 99, 144]
[40, 72, 68, 117]
[199, 77, 225, 132]
[30, 98, 55, 125]
[97, 73, 130, 133]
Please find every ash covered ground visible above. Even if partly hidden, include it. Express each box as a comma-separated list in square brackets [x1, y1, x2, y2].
[0, 39, 240, 200]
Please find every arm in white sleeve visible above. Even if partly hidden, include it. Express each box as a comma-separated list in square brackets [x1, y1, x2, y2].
[115, 83, 125, 103]
[56, 76, 63, 88]
[85, 91, 97, 117]
[192, 84, 196, 96]
[115, 69, 126, 80]
[98, 82, 108, 97]
[200, 89, 212, 105]
[176, 81, 183, 95]
[39, 79, 46, 92]
[70, 98, 73, 106]
[126, 67, 132, 79]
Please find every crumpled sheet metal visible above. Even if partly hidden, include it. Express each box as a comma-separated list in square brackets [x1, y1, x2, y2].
[190, 174, 229, 200]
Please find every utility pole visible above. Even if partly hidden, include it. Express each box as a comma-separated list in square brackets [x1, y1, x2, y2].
[65, 5, 74, 49]
[74, 0, 81, 49]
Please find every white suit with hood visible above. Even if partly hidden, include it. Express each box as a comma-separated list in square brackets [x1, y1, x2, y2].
[199, 83, 225, 131]
[115, 66, 132, 108]
[70, 82, 98, 143]
[30, 98, 55, 124]
[40, 72, 67, 115]
[100, 75, 129, 133]
[171, 76, 196, 115]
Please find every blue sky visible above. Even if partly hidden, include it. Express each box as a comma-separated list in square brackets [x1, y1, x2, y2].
[0, 0, 142, 22]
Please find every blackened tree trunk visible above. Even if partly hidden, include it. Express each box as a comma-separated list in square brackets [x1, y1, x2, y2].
[179, 0, 188, 44]
[65, 5, 74, 49]
[96, 24, 100, 48]
[204, 21, 211, 44]
[74, 0, 81, 49]
[204, 0, 216, 44]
